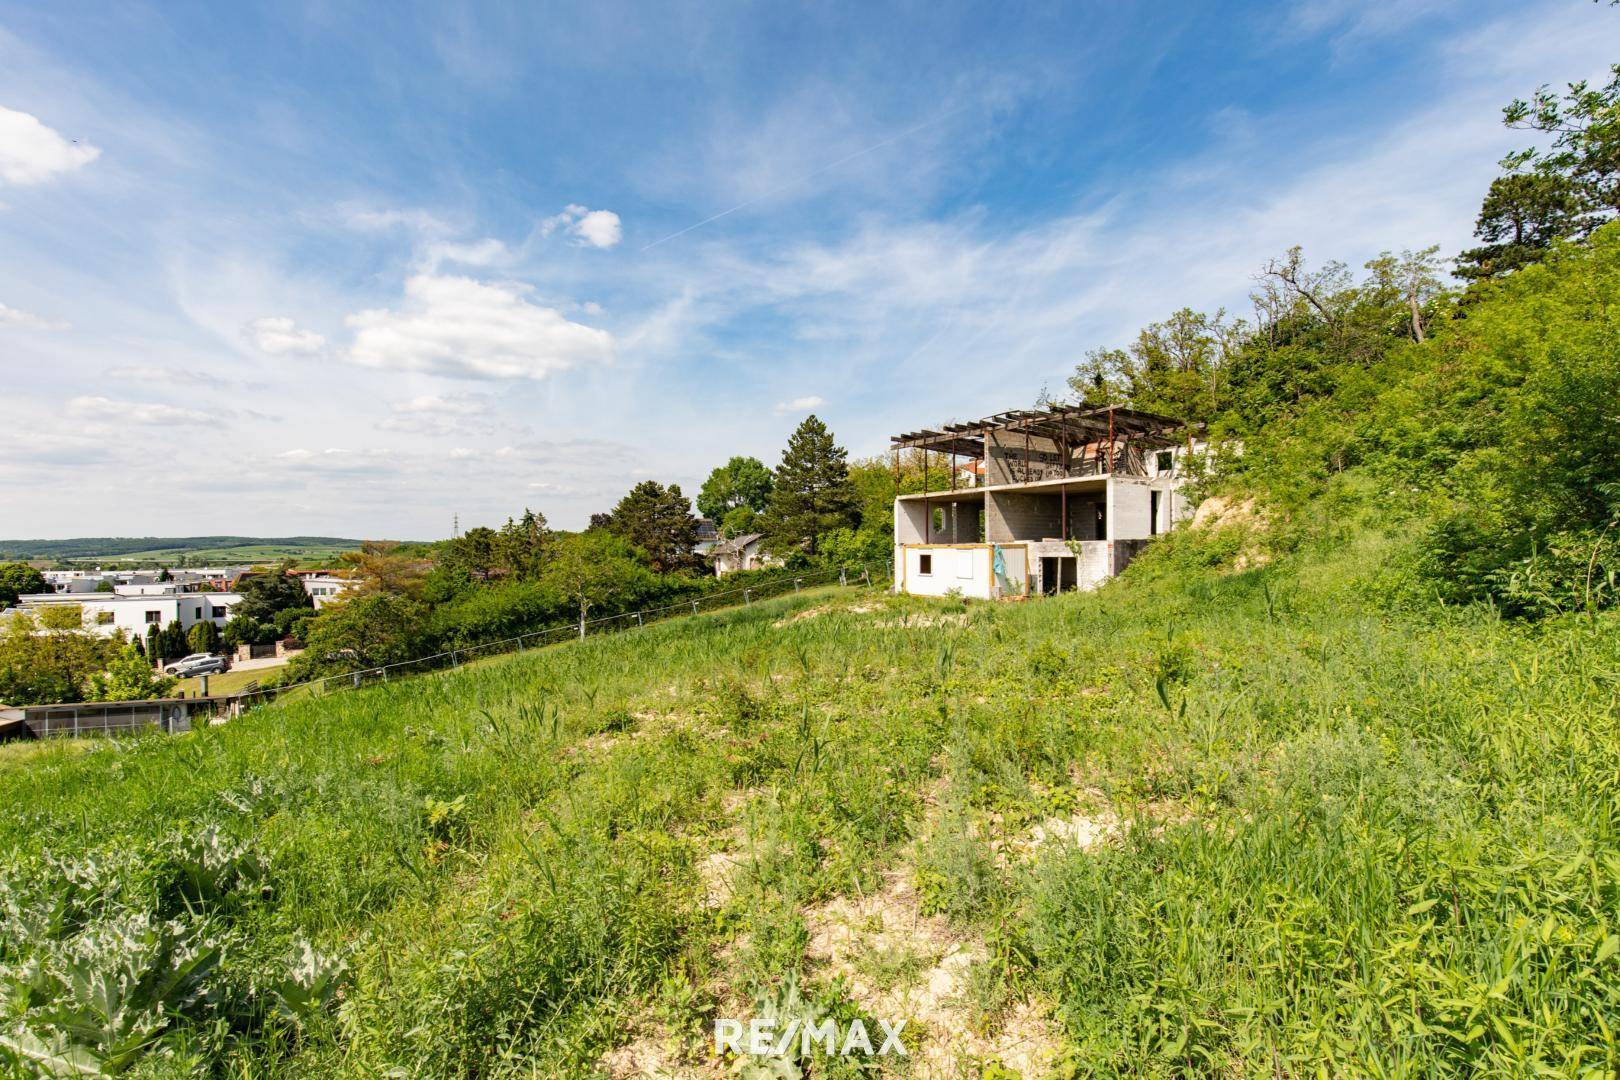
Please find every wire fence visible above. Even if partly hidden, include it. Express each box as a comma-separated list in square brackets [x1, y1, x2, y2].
[228, 563, 877, 714]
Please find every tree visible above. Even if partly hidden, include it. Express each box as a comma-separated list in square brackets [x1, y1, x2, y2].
[763, 415, 859, 557]
[284, 593, 430, 679]
[223, 617, 277, 649]
[87, 645, 176, 701]
[719, 506, 759, 538]
[602, 481, 702, 573]
[0, 609, 117, 706]
[496, 509, 552, 580]
[157, 621, 190, 662]
[0, 562, 47, 607]
[234, 564, 313, 623]
[339, 542, 431, 599]
[1363, 247, 1444, 342]
[696, 457, 775, 521]
[1457, 172, 1581, 280]
[1065, 348, 1130, 408]
[541, 531, 653, 639]
[187, 621, 222, 655]
[1457, 65, 1620, 280]
[1503, 65, 1620, 232]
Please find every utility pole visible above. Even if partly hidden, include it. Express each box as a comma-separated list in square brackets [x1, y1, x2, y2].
[453, 513, 460, 538]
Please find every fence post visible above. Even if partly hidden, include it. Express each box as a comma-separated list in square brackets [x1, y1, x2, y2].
[636, 611, 643, 629]
[744, 589, 751, 605]
[352, 672, 361, 689]
[794, 578, 801, 592]
[862, 565, 871, 585]
[691, 599, 699, 615]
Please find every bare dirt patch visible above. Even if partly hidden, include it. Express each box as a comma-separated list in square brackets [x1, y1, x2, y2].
[598, 1025, 720, 1079]
[803, 868, 1063, 1077]
[771, 600, 885, 628]
[871, 611, 970, 630]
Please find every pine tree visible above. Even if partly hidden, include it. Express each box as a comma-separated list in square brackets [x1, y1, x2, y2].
[764, 415, 859, 556]
[602, 482, 700, 572]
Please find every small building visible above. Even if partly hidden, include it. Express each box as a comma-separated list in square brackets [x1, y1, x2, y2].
[890, 404, 1197, 599]
[297, 573, 351, 609]
[710, 533, 778, 576]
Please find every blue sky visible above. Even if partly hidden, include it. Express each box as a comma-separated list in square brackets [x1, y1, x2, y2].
[0, 0, 1614, 539]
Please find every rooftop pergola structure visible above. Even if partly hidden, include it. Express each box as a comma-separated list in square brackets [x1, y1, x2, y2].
[889, 404, 1189, 493]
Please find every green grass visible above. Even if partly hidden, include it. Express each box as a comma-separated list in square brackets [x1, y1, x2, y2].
[169, 665, 281, 699]
[0, 546, 1616, 1076]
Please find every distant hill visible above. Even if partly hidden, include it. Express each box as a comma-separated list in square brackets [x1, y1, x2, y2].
[0, 536, 366, 565]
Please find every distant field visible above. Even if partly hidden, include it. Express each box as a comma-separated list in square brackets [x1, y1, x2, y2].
[0, 535, 367, 566]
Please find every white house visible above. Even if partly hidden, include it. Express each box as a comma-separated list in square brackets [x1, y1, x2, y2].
[891, 404, 1200, 599]
[299, 574, 351, 609]
[709, 533, 779, 576]
[15, 591, 244, 639]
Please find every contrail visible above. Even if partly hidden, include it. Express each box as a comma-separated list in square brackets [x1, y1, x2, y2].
[640, 105, 973, 252]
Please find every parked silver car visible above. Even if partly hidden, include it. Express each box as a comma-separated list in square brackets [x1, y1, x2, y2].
[164, 653, 227, 677]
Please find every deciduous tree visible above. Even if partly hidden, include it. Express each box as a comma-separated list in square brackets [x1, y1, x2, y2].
[0, 562, 46, 607]
[541, 531, 655, 638]
[696, 457, 775, 521]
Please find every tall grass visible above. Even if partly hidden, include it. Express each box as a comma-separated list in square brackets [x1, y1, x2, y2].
[0, 533, 1615, 1075]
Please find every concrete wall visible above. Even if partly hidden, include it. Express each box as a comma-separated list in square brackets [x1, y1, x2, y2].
[900, 545, 994, 600]
[1067, 498, 1106, 540]
[1107, 479, 1154, 541]
[1027, 539, 1115, 593]
[986, 490, 1062, 542]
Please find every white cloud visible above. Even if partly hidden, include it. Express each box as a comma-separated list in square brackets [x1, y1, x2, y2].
[378, 393, 495, 435]
[244, 315, 327, 355]
[572, 209, 622, 248]
[106, 364, 228, 388]
[345, 274, 614, 380]
[390, 393, 491, 416]
[67, 395, 211, 425]
[0, 301, 68, 330]
[774, 395, 826, 414]
[540, 204, 622, 248]
[0, 106, 99, 186]
[272, 447, 396, 475]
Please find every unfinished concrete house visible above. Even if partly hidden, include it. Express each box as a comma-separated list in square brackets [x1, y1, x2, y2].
[890, 405, 1193, 599]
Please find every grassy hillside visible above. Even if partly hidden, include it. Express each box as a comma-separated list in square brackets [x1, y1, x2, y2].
[0, 531, 1615, 1076]
[0, 536, 364, 565]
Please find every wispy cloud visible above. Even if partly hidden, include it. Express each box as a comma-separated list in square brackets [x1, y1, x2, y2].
[67, 396, 212, 425]
[0, 301, 68, 330]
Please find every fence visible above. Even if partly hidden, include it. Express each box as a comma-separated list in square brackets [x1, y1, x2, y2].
[2, 697, 222, 740]
[229, 564, 875, 713]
